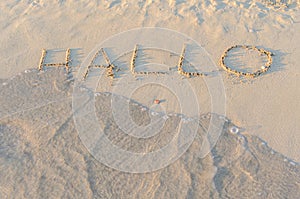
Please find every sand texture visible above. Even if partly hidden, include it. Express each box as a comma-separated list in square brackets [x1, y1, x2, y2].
[0, 0, 300, 198]
[1, 0, 299, 162]
[0, 68, 299, 198]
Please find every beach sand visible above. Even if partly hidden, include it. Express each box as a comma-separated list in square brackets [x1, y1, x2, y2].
[0, 0, 300, 198]
[0, 68, 299, 198]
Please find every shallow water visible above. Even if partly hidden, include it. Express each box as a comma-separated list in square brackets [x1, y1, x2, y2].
[0, 68, 299, 198]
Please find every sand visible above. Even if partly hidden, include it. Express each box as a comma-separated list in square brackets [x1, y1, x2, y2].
[0, 0, 300, 198]
[0, 68, 299, 198]
[0, 0, 299, 162]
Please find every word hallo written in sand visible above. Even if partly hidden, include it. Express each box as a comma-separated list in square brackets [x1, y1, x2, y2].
[37, 45, 273, 79]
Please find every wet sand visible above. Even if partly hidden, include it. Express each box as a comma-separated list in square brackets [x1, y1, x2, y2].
[0, 68, 299, 198]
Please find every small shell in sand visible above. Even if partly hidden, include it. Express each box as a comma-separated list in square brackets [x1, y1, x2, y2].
[229, 126, 239, 134]
[154, 99, 160, 104]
